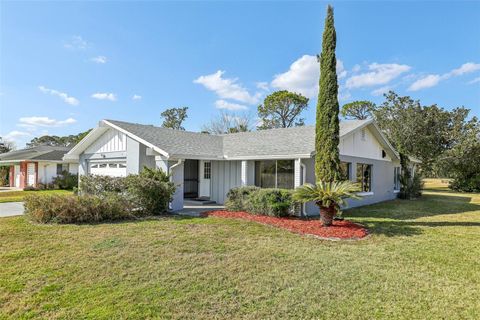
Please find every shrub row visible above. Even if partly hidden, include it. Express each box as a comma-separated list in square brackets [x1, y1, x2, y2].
[225, 186, 295, 217]
[25, 167, 176, 224]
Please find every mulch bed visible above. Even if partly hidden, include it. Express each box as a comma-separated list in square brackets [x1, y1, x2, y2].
[204, 210, 368, 240]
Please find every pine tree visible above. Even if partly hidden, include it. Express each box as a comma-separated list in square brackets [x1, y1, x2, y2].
[315, 5, 341, 182]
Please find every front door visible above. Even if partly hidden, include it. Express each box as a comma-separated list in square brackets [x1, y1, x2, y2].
[183, 159, 199, 198]
[199, 160, 211, 198]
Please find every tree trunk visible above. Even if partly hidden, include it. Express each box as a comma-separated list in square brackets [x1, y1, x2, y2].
[318, 203, 336, 227]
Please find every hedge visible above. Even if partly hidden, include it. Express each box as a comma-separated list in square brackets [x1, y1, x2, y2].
[225, 186, 295, 217]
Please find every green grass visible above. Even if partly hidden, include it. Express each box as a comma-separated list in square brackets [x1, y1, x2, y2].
[1, 186, 479, 319]
[0, 190, 73, 203]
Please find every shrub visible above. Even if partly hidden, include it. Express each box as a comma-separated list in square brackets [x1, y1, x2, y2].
[450, 174, 480, 193]
[125, 167, 176, 214]
[25, 194, 133, 224]
[225, 186, 259, 211]
[225, 186, 295, 217]
[52, 170, 78, 190]
[399, 173, 423, 199]
[79, 174, 127, 196]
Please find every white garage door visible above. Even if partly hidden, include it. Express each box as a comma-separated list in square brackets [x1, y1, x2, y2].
[89, 162, 127, 177]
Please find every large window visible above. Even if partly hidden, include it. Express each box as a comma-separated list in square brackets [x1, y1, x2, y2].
[340, 162, 351, 180]
[255, 160, 294, 189]
[56, 163, 69, 174]
[394, 167, 401, 191]
[356, 163, 372, 192]
[204, 162, 211, 179]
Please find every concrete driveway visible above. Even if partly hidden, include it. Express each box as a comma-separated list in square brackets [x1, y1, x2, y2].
[0, 202, 24, 217]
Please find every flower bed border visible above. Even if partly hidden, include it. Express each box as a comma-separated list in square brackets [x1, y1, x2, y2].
[204, 210, 369, 241]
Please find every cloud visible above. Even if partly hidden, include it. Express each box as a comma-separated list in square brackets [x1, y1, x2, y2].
[336, 59, 347, 79]
[346, 63, 411, 89]
[408, 74, 442, 91]
[468, 77, 480, 84]
[256, 82, 270, 91]
[271, 55, 319, 98]
[91, 56, 107, 64]
[38, 86, 79, 106]
[4, 130, 31, 141]
[91, 92, 117, 101]
[408, 62, 480, 91]
[132, 94, 142, 101]
[194, 70, 260, 104]
[64, 35, 88, 50]
[371, 85, 392, 96]
[19, 117, 77, 127]
[215, 99, 248, 111]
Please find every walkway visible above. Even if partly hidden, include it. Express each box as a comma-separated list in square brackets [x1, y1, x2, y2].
[174, 200, 224, 217]
[0, 202, 24, 217]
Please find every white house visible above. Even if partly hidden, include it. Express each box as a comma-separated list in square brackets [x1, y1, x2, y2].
[64, 118, 403, 215]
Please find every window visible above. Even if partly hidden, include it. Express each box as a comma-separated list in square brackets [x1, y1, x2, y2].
[394, 167, 401, 191]
[340, 162, 351, 180]
[109, 163, 117, 168]
[361, 129, 366, 141]
[119, 163, 127, 168]
[56, 163, 69, 174]
[91, 164, 99, 168]
[356, 163, 372, 192]
[203, 162, 211, 179]
[99, 163, 107, 168]
[255, 160, 294, 189]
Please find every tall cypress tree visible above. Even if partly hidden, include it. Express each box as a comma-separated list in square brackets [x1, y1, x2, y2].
[315, 5, 341, 182]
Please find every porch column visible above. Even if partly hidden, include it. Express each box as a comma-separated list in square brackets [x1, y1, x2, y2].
[241, 160, 248, 186]
[169, 160, 184, 211]
[294, 158, 302, 188]
[34, 162, 38, 187]
[20, 161, 27, 189]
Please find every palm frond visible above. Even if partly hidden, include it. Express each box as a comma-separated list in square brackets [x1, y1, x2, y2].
[293, 180, 363, 208]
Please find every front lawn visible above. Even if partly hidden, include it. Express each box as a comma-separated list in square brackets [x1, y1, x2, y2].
[0, 189, 73, 203]
[1, 187, 479, 319]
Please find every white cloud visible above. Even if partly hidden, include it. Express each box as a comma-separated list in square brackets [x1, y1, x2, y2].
[194, 70, 260, 104]
[271, 55, 319, 98]
[468, 77, 480, 84]
[91, 56, 107, 64]
[346, 63, 411, 89]
[64, 35, 88, 50]
[215, 99, 248, 111]
[4, 130, 31, 141]
[352, 64, 361, 73]
[19, 117, 77, 127]
[371, 86, 392, 96]
[408, 62, 480, 91]
[38, 86, 79, 106]
[449, 62, 480, 77]
[132, 94, 142, 101]
[337, 59, 347, 79]
[408, 74, 442, 91]
[91, 92, 117, 101]
[256, 82, 269, 91]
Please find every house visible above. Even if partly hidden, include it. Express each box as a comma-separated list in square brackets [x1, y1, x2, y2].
[64, 118, 403, 215]
[0, 146, 78, 188]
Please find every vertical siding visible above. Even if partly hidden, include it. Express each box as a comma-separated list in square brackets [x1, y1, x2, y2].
[211, 160, 242, 204]
[85, 129, 127, 154]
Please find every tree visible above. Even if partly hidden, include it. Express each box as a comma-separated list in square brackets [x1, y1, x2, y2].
[27, 130, 91, 148]
[202, 111, 252, 134]
[341, 100, 376, 120]
[315, 5, 341, 182]
[161, 107, 188, 130]
[0, 137, 15, 153]
[257, 90, 308, 130]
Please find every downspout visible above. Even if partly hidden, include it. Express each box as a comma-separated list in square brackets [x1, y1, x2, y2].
[168, 159, 183, 210]
[300, 160, 307, 217]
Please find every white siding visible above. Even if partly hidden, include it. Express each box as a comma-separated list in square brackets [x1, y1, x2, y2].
[210, 160, 242, 204]
[339, 127, 392, 161]
[85, 129, 126, 154]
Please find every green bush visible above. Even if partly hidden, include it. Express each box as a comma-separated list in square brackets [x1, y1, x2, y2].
[79, 174, 127, 196]
[124, 167, 176, 214]
[25, 194, 133, 224]
[225, 186, 259, 211]
[52, 170, 78, 190]
[225, 186, 295, 217]
[399, 173, 423, 199]
[450, 174, 480, 193]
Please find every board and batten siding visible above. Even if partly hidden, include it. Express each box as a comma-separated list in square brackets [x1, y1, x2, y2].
[210, 160, 242, 204]
[85, 129, 127, 154]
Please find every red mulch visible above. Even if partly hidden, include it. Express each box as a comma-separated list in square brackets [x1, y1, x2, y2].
[204, 210, 368, 240]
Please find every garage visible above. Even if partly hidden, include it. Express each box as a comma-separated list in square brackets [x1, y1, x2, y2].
[89, 162, 127, 177]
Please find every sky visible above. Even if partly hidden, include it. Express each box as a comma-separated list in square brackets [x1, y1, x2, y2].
[1, 1, 479, 148]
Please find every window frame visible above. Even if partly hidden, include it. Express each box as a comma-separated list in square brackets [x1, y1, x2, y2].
[340, 162, 351, 181]
[394, 166, 401, 191]
[254, 159, 294, 189]
[356, 163, 372, 192]
[203, 161, 211, 179]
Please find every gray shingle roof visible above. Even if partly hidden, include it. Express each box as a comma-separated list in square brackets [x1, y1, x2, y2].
[106, 119, 371, 159]
[0, 146, 71, 162]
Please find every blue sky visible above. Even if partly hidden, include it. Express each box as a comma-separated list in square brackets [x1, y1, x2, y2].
[1, 1, 479, 148]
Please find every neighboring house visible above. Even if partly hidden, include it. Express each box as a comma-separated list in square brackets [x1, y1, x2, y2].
[0, 146, 78, 188]
[64, 118, 403, 215]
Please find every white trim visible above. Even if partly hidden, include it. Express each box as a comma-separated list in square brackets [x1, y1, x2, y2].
[102, 120, 170, 158]
[225, 154, 312, 160]
[393, 190, 400, 194]
[357, 191, 374, 196]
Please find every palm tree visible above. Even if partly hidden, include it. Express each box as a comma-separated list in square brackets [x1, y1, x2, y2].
[293, 180, 361, 226]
